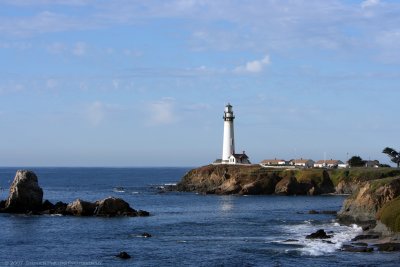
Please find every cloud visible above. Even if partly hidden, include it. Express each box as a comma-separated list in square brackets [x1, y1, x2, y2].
[234, 55, 270, 73]
[46, 42, 67, 54]
[72, 42, 87, 56]
[361, 0, 380, 8]
[85, 101, 121, 126]
[147, 97, 177, 126]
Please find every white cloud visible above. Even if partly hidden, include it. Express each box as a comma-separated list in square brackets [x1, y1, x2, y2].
[86, 101, 122, 126]
[46, 79, 58, 89]
[147, 97, 177, 126]
[234, 55, 271, 73]
[72, 42, 87, 56]
[361, 0, 380, 8]
[46, 42, 66, 54]
[86, 101, 105, 126]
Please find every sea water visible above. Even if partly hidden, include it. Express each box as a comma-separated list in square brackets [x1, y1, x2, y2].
[0, 167, 399, 266]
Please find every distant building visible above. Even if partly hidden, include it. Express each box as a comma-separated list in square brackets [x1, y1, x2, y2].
[338, 163, 349, 169]
[228, 152, 251, 164]
[365, 160, 380, 168]
[290, 159, 314, 168]
[314, 159, 344, 168]
[260, 159, 288, 166]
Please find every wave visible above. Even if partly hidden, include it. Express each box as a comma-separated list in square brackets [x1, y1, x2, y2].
[280, 220, 362, 256]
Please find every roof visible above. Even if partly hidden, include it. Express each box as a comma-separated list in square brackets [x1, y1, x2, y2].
[292, 159, 313, 164]
[231, 153, 248, 159]
[261, 159, 286, 164]
[314, 160, 343, 165]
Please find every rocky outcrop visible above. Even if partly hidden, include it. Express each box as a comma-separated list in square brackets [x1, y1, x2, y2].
[0, 170, 150, 217]
[177, 165, 335, 196]
[306, 229, 332, 239]
[4, 170, 43, 213]
[95, 197, 137, 216]
[63, 197, 148, 217]
[66, 199, 97, 216]
[337, 177, 400, 224]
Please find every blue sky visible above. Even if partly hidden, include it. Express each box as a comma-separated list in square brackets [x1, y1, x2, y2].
[0, 0, 399, 166]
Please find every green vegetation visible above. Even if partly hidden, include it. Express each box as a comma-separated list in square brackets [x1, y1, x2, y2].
[329, 168, 400, 186]
[294, 169, 324, 184]
[348, 156, 365, 167]
[377, 197, 400, 232]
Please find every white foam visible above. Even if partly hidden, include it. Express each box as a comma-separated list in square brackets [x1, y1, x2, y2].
[282, 221, 362, 256]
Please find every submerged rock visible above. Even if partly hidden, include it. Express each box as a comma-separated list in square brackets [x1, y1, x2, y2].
[351, 234, 380, 241]
[4, 170, 43, 213]
[373, 242, 400, 252]
[116, 251, 131, 259]
[341, 244, 373, 253]
[141, 232, 152, 238]
[306, 229, 332, 239]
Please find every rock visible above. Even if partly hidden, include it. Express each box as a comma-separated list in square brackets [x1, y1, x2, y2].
[306, 229, 332, 239]
[4, 170, 43, 213]
[66, 199, 96, 216]
[338, 177, 400, 224]
[94, 197, 135, 216]
[309, 210, 319, 214]
[116, 251, 131, 259]
[336, 180, 361, 195]
[137, 210, 150, 217]
[275, 176, 300, 195]
[42, 200, 55, 211]
[373, 242, 400, 252]
[351, 234, 380, 241]
[215, 178, 242, 194]
[341, 244, 373, 252]
[0, 200, 6, 210]
[53, 201, 68, 215]
[141, 232, 152, 238]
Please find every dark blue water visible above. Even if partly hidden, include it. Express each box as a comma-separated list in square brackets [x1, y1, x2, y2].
[0, 168, 399, 266]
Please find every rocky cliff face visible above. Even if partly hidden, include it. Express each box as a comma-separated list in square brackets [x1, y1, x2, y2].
[177, 165, 335, 195]
[337, 177, 400, 225]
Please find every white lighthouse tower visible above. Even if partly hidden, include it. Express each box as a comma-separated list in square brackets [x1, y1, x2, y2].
[218, 103, 251, 165]
[222, 103, 235, 163]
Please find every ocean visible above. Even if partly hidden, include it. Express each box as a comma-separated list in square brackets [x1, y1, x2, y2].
[0, 167, 398, 266]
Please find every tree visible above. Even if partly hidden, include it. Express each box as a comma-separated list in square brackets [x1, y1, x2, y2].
[348, 156, 365, 167]
[382, 147, 400, 168]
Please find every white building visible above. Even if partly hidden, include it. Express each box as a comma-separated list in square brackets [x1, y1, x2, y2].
[218, 104, 251, 165]
[290, 158, 314, 168]
[314, 159, 344, 168]
[260, 159, 288, 166]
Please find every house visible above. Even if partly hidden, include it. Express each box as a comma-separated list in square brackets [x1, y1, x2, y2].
[290, 158, 315, 168]
[314, 159, 344, 168]
[260, 159, 288, 167]
[228, 151, 251, 164]
[365, 160, 380, 168]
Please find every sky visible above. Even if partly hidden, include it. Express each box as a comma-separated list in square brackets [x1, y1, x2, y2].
[0, 0, 399, 167]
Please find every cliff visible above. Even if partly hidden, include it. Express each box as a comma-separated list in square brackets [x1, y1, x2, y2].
[177, 164, 335, 195]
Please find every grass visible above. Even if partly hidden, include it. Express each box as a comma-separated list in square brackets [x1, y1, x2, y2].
[329, 168, 400, 186]
[377, 197, 400, 232]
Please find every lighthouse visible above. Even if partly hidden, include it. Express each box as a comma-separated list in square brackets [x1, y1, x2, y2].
[222, 103, 235, 162]
[214, 104, 250, 165]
